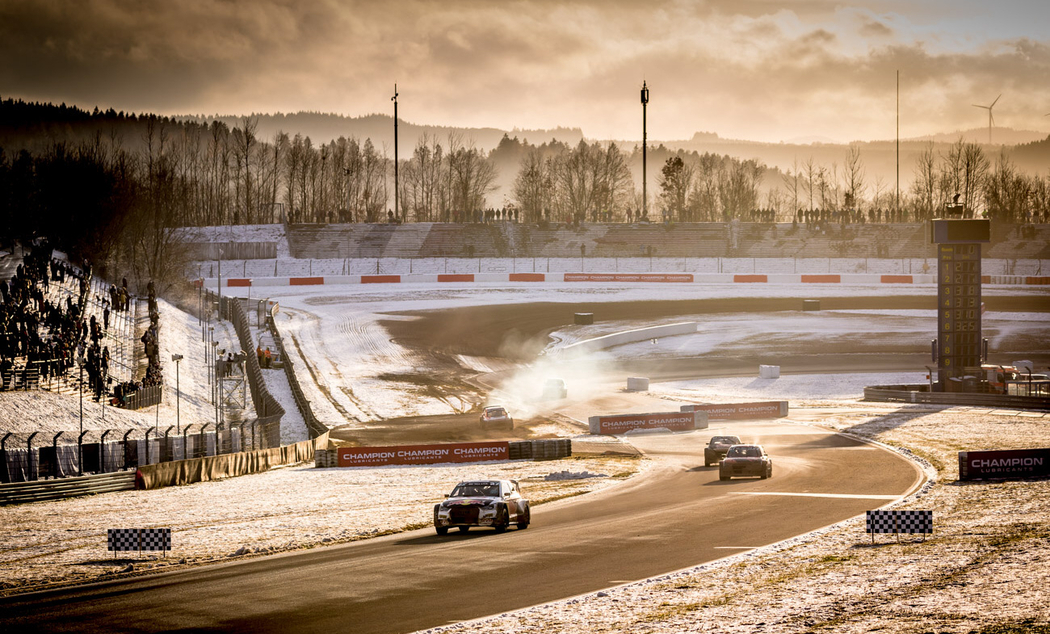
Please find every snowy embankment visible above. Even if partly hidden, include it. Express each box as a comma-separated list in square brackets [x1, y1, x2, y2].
[0, 293, 311, 444]
[0, 297, 242, 438]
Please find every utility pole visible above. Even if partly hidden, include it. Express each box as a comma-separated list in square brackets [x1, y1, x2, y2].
[896, 70, 900, 216]
[392, 84, 399, 222]
[641, 81, 649, 220]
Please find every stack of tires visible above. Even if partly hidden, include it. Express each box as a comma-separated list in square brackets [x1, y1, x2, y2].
[313, 449, 338, 468]
[508, 439, 572, 460]
[509, 442, 533, 460]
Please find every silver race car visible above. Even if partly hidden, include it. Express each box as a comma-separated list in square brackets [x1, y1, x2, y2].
[434, 480, 531, 535]
[479, 405, 514, 430]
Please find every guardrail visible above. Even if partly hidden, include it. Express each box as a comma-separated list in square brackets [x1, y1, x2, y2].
[863, 385, 1050, 411]
[0, 471, 135, 505]
[267, 302, 328, 438]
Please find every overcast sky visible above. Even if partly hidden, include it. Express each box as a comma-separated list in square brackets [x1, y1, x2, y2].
[2, 0, 1049, 143]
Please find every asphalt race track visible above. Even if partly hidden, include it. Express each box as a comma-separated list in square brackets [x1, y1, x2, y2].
[1, 418, 921, 634]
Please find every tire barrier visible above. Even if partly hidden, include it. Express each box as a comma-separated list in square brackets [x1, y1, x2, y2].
[510, 439, 572, 461]
[107, 528, 171, 556]
[866, 510, 933, 543]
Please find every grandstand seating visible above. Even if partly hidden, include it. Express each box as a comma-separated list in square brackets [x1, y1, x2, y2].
[284, 221, 985, 261]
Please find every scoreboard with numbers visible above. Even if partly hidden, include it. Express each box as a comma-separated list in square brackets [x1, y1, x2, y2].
[931, 219, 989, 390]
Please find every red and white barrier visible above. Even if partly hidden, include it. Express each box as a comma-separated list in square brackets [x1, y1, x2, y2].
[588, 410, 708, 435]
[203, 271, 1048, 288]
[680, 401, 789, 420]
[204, 272, 949, 288]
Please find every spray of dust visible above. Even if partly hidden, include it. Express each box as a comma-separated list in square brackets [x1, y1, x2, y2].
[482, 329, 625, 420]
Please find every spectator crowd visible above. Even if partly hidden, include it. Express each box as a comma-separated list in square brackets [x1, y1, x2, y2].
[0, 243, 138, 405]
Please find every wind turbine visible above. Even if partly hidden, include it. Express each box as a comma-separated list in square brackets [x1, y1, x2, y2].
[971, 94, 1001, 144]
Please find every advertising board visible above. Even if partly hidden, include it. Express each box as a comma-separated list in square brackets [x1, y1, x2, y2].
[564, 273, 693, 283]
[588, 411, 706, 435]
[680, 401, 789, 420]
[958, 448, 1050, 481]
[337, 442, 510, 467]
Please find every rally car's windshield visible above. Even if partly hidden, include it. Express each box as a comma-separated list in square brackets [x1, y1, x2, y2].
[727, 446, 762, 458]
[451, 483, 499, 497]
[711, 436, 740, 446]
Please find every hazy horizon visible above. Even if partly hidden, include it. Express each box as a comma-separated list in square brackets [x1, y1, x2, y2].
[2, 0, 1049, 145]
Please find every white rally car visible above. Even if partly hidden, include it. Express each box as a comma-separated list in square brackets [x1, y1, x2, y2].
[434, 479, 531, 535]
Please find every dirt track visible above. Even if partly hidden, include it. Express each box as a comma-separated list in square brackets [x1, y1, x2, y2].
[336, 293, 1050, 448]
[381, 295, 1050, 359]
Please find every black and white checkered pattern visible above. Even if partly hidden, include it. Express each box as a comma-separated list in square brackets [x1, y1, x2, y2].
[107, 528, 171, 552]
[866, 510, 933, 534]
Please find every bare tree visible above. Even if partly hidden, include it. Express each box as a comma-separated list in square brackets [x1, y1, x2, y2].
[910, 142, 937, 220]
[513, 147, 554, 223]
[232, 116, 258, 224]
[781, 157, 801, 220]
[843, 145, 865, 216]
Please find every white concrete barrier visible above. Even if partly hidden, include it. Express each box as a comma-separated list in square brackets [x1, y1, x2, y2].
[626, 377, 650, 391]
[759, 365, 780, 379]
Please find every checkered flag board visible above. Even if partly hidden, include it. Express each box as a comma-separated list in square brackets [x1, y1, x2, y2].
[108, 528, 171, 553]
[866, 510, 933, 535]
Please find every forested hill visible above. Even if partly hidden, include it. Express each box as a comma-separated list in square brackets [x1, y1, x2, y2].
[177, 111, 585, 154]
[0, 99, 584, 156]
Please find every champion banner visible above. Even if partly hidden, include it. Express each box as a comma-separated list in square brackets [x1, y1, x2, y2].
[958, 448, 1050, 481]
[337, 442, 510, 467]
[563, 273, 694, 283]
[680, 401, 789, 420]
[588, 411, 705, 435]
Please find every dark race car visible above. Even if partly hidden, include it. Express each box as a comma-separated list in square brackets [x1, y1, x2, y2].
[434, 479, 531, 535]
[719, 444, 773, 480]
[479, 405, 514, 430]
[704, 435, 742, 467]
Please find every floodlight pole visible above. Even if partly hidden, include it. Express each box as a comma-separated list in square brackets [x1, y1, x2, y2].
[392, 84, 399, 223]
[78, 358, 84, 476]
[896, 70, 900, 216]
[172, 354, 183, 434]
[641, 81, 649, 220]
